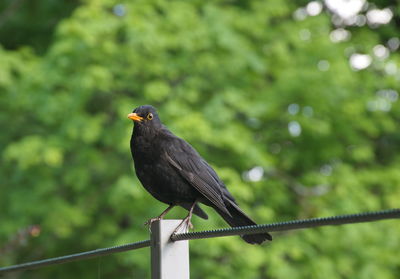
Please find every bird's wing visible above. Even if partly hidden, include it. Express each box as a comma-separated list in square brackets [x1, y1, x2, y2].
[163, 137, 231, 216]
[199, 158, 237, 203]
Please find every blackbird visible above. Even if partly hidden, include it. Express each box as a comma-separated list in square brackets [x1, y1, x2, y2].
[128, 105, 272, 244]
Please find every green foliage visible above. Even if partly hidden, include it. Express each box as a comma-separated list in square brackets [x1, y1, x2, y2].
[0, 0, 79, 53]
[1, 0, 399, 278]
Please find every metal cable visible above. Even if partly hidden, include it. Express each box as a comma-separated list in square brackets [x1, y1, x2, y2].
[171, 208, 400, 241]
[0, 239, 150, 274]
[1, 209, 399, 274]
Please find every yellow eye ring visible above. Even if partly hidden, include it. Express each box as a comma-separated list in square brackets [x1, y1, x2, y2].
[147, 113, 153, 120]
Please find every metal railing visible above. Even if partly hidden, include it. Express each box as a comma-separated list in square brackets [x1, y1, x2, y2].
[0, 208, 399, 278]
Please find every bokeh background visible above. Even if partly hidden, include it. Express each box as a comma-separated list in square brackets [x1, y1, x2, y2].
[1, 0, 399, 278]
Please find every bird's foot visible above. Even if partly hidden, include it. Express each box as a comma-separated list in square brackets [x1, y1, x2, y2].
[186, 219, 194, 230]
[173, 216, 194, 235]
[144, 217, 161, 228]
[144, 205, 174, 229]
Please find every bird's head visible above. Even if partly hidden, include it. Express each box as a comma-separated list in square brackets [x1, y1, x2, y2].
[128, 105, 162, 130]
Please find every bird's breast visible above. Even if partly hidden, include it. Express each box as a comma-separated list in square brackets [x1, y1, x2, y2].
[131, 135, 160, 163]
[131, 134, 199, 204]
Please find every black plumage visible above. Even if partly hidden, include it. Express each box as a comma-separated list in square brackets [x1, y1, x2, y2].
[128, 105, 271, 244]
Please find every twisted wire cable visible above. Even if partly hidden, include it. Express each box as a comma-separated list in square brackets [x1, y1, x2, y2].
[1, 208, 399, 274]
[0, 240, 150, 274]
[171, 208, 400, 241]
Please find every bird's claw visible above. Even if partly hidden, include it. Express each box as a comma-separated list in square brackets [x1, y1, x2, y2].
[186, 220, 194, 230]
[173, 217, 194, 235]
[144, 217, 161, 228]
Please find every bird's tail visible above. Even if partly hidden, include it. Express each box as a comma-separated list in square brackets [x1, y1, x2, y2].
[214, 200, 272, 244]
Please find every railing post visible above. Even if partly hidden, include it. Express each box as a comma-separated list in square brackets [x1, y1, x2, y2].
[150, 220, 189, 279]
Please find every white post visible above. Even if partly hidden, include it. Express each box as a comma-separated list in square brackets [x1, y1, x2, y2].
[150, 220, 189, 279]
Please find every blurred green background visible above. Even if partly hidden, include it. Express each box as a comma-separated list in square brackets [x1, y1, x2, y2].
[1, 0, 399, 278]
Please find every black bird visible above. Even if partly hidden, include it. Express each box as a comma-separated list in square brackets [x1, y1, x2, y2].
[128, 105, 272, 244]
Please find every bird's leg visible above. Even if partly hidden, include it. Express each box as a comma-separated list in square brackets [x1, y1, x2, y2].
[144, 204, 174, 227]
[173, 202, 196, 234]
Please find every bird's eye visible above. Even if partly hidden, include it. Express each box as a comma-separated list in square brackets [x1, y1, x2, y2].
[147, 113, 153, 120]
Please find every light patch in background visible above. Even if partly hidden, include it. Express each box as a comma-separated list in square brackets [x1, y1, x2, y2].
[246, 117, 261, 129]
[330, 28, 351, 43]
[293, 7, 308, 21]
[288, 103, 300, 115]
[367, 89, 398, 112]
[299, 29, 311, 41]
[377, 89, 398, 103]
[318, 60, 330, 71]
[297, 0, 392, 30]
[302, 106, 314, 117]
[293, 184, 331, 196]
[366, 8, 393, 26]
[243, 166, 264, 182]
[373, 44, 389, 60]
[288, 121, 302, 137]
[349, 53, 371, 70]
[320, 164, 333, 176]
[367, 99, 391, 112]
[355, 14, 367, 26]
[387, 37, 400, 51]
[325, 0, 365, 19]
[384, 62, 398, 75]
[306, 1, 323, 16]
[113, 4, 126, 17]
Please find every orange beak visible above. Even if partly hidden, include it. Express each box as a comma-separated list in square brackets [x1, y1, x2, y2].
[127, 113, 144, 122]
